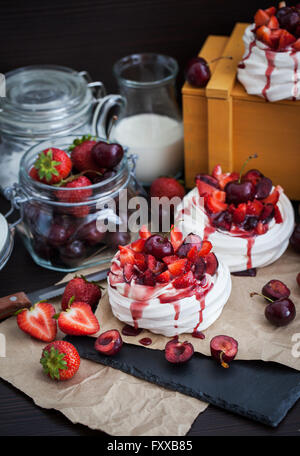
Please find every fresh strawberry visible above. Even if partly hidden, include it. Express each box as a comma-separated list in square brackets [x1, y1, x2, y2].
[119, 246, 135, 267]
[278, 29, 296, 50]
[187, 245, 199, 262]
[196, 179, 216, 196]
[218, 172, 239, 190]
[29, 167, 39, 181]
[212, 190, 226, 203]
[168, 259, 188, 276]
[212, 164, 222, 180]
[123, 263, 135, 282]
[61, 276, 102, 311]
[150, 177, 185, 200]
[147, 255, 165, 274]
[156, 270, 172, 283]
[205, 252, 218, 276]
[33, 148, 72, 184]
[162, 255, 180, 265]
[293, 38, 300, 51]
[274, 204, 283, 223]
[246, 199, 264, 217]
[131, 238, 146, 252]
[56, 175, 93, 218]
[256, 25, 275, 48]
[233, 203, 247, 224]
[264, 6, 276, 17]
[40, 341, 80, 381]
[138, 269, 156, 286]
[254, 9, 270, 27]
[255, 221, 269, 235]
[262, 188, 280, 205]
[134, 252, 147, 272]
[197, 240, 212, 257]
[56, 301, 100, 336]
[173, 271, 195, 289]
[170, 225, 183, 251]
[205, 194, 228, 213]
[268, 15, 279, 29]
[17, 302, 57, 342]
[139, 225, 151, 240]
[69, 135, 99, 173]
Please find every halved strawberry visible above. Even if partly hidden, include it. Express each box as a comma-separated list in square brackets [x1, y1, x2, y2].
[134, 252, 147, 272]
[270, 29, 282, 49]
[187, 245, 199, 262]
[156, 270, 172, 283]
[254, 9, 270, 27]
[162, 255, 180, 265]
[218, 172, 239, 190]
[168, 259, 188, 276]
[232, 203, 247, 224]
[274, 205, 283, 223]
[264, 6, 276, 17]
[56, 302, 100, 336]
[293, 38, 300, 51]
[17, 302, 57, 342]
[139, 225, 151, 240]
[246, 200, 264, 217]
[205, 195, 228, 213]
[147, 255, 165, 274]
[119, 246, 135, 266]
[131, 238, 146, 253]
[212, 189, 226, 203]
[197, 240, 212, 257]
[278, 29, 296, 51]
[256, 25, 274, 48]
[255, 221, 269, 235]
[262, 188, 280, 205]
[196, 179, 216, 196]
[123, 264, 135, 282]
[212, 164, 222, 180]
[268, 15, 279, 30]
[170, 226, 183, 251]
[173, 271, 195, 289]
[205, 252, 218, 276]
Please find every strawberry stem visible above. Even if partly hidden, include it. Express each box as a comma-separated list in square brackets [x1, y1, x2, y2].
[40, 346, 67, 380]
[34, 149, 61, 183]
[238, 154, 258, 183]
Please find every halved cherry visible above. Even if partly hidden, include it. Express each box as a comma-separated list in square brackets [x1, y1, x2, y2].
[205, 252, 218, 276]
[193, 257, 206, 280]
[165, 339, 194, 364]
[94, 329, 123, 356]
[210, 335, 238, 368]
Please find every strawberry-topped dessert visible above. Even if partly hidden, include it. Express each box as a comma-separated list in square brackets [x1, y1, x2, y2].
[107, 225, 231, 337]
[237, 2, 300, 101]
[175, 156, 294, 273]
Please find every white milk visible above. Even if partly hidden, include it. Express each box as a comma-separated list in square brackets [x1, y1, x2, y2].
[111, 113, 183, 184]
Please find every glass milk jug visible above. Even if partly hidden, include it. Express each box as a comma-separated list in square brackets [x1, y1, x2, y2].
[94, 53, 184, 185]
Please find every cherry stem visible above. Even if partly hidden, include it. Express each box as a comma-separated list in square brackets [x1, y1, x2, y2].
[220, 351, 229, 369]
[238, 154, 258, 183]
[250, 292, 274, 303]
[208, 56, 233, 65]
[54, 170, 103, 187]
[107, 115, 118, 143]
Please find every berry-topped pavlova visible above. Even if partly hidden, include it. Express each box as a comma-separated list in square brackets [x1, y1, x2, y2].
[107, 226, 231, 337]
[175, 156, 295, 273]
[237, 2, 300, 101]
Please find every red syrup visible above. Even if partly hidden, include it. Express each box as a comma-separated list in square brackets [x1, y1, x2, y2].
[203, 224, 216, 241]
[130, 300, 149, 329]
[173, 302, 180, 329]
[262, 50, 276, 101]
[290, 50, 298, 101]
[139, 337, 152, 346]
[238, 39, 256, 69]
[246, 237, 255, 269]
[122, 325, 143, 336]
[192, 331, 205, 339]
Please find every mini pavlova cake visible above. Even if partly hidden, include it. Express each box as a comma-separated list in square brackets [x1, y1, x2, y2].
[237, 3, 300, 102]
[107, 226, 231, 337]
[175, 160, 294, 273]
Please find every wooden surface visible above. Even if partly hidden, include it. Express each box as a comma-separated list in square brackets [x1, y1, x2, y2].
[0, 194, 300, 436]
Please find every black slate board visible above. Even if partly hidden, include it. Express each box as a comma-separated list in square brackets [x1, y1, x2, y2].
[65, 335, 300, 427]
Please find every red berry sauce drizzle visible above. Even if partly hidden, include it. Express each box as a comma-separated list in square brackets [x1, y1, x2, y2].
[139, 337, 152, 346]
[262, 50, 276, 101]
[238, 37, 256, 70]
[290, 50, 298, 101]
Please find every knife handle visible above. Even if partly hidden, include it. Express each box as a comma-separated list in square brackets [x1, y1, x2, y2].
[0, 292, 32, 321]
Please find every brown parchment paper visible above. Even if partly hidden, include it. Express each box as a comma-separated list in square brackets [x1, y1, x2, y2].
[0, 275, 207, 437]
[90, 248, 300, 370]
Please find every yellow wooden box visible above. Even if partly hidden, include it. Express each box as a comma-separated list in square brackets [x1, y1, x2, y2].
[182, 22, 300, 200]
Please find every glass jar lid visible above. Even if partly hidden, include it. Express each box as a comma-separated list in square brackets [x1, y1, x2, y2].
[0, 65, 95, 139]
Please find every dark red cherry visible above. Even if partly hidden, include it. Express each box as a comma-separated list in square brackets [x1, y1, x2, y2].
[92, 141, 124, 169]
[177, 233, 202, 257]
[106, 231, 131, 249]
[77, 220, 106, 246]
[255, 177, 272, 200]
[265, 298, 296, 327]
[165, 339, 194, 364]
[212, 210, 232, 231]
[59, 240, 86, 266]
[242, 169, 263, 185]
[94, 329, 123, 356]
[185, 57, 211, 88]
[193, 257, 206, 280]
[210, 335, 238, 368]
[225, 180, 256, 205]
[290, 224, 300, 253]
[48, 223, 71, 247]
[144, 234, 174, 260]
[262, 280, 290, 301]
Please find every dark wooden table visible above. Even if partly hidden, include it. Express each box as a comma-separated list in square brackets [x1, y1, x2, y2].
[0, 195, 299, 436]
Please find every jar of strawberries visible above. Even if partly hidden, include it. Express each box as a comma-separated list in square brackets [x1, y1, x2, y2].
[4, 134, 143, 272]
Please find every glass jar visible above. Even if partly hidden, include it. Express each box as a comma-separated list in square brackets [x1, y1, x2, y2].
[0, 65, 105, 188]
[3, 135, 142, 272]
[94, 53, 184, 185]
